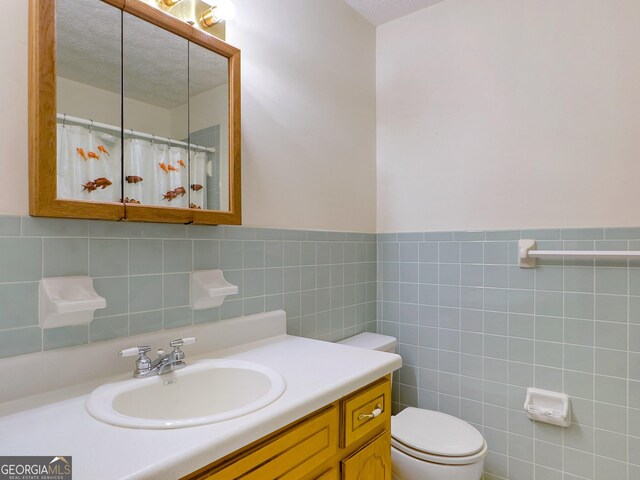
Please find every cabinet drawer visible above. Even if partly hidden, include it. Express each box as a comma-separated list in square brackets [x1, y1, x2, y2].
[341, 378, 391, 447]
[205, 405, 338, 480]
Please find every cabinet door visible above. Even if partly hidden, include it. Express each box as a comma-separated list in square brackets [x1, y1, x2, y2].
[202, 406, 338, 480]
[342, 431, 391, 480]
[30, 0, 242, 226]
[316, 467, 340, 480]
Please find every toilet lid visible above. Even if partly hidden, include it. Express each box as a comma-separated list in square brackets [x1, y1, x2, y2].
[391, 408, 484, 457]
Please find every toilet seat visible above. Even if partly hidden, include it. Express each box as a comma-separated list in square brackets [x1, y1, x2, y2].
[391, 407, 487, 466]
[391, 437, 488, 466]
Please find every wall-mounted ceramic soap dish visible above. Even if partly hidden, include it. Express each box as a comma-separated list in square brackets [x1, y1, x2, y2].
[191, 270, 238, 310]
[39, 276, 107, 329]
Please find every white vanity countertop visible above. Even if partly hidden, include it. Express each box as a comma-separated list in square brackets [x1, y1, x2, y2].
[0, 333, 401, 480]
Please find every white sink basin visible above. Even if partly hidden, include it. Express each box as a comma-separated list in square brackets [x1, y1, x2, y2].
[86, 359, 286, 429]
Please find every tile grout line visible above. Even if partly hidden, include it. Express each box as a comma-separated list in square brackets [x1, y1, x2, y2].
[588, 242, 596, 480]
[627, 241, 631, 480]
[561, 247, 566, 477]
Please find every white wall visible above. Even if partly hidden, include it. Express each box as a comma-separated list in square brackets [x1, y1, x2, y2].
[0, 0, 377, 232]
[58, 77, 173, 137]
[0, 0, 28, 216]
[377, 0, 640, 232]
[229, 0, 377, 231]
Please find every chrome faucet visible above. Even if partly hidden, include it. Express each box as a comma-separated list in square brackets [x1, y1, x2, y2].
[119, 337, 197, 378]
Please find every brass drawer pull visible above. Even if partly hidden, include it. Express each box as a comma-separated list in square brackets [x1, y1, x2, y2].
[358, 404, 383, 421]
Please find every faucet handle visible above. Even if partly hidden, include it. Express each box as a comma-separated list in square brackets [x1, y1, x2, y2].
[169, 337, 197, 348]
[119, 346, 151, 358]
[119, 346, 152, 377]
[169, 338, 196, 363]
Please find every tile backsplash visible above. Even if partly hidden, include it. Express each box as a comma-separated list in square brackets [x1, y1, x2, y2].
[0, 216, 377, 358]
[379, 227, 640, 480]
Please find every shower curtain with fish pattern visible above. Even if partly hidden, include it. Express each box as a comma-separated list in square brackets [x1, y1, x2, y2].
[189, 151, 208, 209]
[123, 139, 207, 209]
[57, 121, 208, 208]
[124, 140, 188, 208]
[57, 123, 122, 202]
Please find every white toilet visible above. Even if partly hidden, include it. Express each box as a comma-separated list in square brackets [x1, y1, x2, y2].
[338, 333, 487, 480]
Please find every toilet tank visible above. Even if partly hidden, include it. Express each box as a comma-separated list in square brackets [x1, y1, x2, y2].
[337, 332, 397, 353]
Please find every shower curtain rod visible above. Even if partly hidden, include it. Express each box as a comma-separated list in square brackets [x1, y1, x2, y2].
[57, 113, 217, 154]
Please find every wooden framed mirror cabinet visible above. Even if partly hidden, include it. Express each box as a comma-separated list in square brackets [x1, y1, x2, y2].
[29, 0, 241, 225]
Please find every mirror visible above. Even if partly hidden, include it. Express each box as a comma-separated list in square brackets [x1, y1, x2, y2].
[122, 11, 190, 208]
[189, 42, 230, 212]
[30, 0, 241, 224]
[56, 0, 122, 204]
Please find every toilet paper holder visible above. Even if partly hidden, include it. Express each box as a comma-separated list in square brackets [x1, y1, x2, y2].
[524, 388, 571, 427]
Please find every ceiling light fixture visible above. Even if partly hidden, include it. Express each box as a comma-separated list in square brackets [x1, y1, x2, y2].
[161, 0, 184, 6]
[199, 0, 236, 27]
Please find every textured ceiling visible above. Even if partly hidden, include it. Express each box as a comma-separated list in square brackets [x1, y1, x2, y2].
[344, 0, 448, 25]
[56, 0, 228, 109]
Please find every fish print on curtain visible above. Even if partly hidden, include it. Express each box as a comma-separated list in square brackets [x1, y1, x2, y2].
[124, 139, 189, 208]
[58, 123, 209, 209]
[189, 150, 207, 210]
[56, 123, 121, 202]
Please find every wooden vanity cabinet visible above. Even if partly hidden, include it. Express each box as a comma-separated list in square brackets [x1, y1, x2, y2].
[315, 468, 340, 480]
[182, 376, 392, 480]
[341, 431, 392, 480]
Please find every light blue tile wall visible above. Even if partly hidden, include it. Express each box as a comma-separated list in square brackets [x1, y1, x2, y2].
[380, 228, 640, 480]
[0, 216, 377, 358]
[6, 214, 640, 479]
